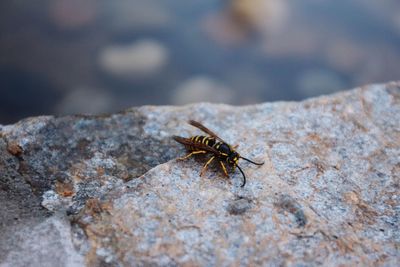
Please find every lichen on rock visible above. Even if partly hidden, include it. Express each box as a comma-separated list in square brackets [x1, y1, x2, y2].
[1, 82, 399, 266]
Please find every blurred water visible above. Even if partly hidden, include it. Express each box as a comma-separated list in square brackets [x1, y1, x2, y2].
[1, 0, 399, 123]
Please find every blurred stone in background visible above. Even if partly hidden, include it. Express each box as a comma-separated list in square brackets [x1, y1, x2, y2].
[1, 0, 400, 123]
[172, 76, 234, 105]
[56, 87, 113, 115]
[98, 40, 169, 79]
[103, 0, 172, 32]
[202, 0, 289, 45]
[49, 0, 98, 30]
[228, 0, 289, 36]
[297, 69, 346, 98]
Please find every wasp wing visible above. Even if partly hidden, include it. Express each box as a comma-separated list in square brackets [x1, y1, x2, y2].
[173, 135, 221, 154]
[188, 120, 227, 144]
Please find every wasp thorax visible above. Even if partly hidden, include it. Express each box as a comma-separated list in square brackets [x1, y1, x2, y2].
[218, 143, 231, 154]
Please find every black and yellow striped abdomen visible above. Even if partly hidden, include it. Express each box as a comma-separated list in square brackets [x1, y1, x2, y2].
[188, 135, 216, 151]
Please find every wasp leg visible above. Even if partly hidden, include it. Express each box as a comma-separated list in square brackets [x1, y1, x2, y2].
[178, 150, 207, 161]
[200, 156, 215, 176]
[219, 161, 229, 178]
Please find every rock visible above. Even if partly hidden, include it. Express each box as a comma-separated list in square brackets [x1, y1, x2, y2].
[0, 217, 85, 267]
[1, 82, 399, 266]
[0, 138, 51, 262]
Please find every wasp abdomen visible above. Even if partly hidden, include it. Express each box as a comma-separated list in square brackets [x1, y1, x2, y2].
[188, 135, 216, 150]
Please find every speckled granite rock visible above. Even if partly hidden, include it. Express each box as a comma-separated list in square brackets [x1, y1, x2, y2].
[1, 82, 399, 266]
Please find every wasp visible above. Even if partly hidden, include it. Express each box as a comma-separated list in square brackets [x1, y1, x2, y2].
[173, 120, 264, 187]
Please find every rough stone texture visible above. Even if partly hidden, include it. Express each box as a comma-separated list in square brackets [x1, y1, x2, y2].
[1, 82, 399, 266]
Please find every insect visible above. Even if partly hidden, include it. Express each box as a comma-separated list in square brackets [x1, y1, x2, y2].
[173, 120, 264, 187]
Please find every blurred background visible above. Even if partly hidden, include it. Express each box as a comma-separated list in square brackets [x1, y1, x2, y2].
[1, 0, 400, 124]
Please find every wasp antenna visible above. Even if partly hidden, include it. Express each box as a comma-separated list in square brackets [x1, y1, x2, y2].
[236, 164, 246, 187]
[240, 157, 264, 165]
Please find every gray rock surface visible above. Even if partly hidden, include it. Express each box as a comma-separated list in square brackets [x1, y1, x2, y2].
[1, 82, 399, 266]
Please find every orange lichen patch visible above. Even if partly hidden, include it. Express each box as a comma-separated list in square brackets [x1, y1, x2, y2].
[355, 203, 378, 225]
[73, 163, 108, 182]
[116, 155, 130, 167]
[386, 84, 400, 107]
[242, 219, 257, 233]
[331, 234, 382, 265]
[112, 217, 133, 237]
[75, 138, 91, 156]
[383, 196, 398, 208]
[84, 239, 101, 267]
[181, 260, 201, 267]
[359, 90, 373, 118]
[306, 133, 323, 143]
[271, 213, 283, 230]
[96, 166, 105, 176]
[118, 169, 130, 181]
[84, 225, 118, 266]
[343, 191, 378, 225]
[85, 198, 104, 215]
[55, 180, 74, 197]
[391, 163, 400, 178]
[70, 163, 88, 181]
[7, 142, 23, 156]
[343, 191, 359, 204]
[76, 199, 121, 266]
[151, 239, 185, 259]
[165, 203, 178, 215]
[334, 235, 357, 254]
[350, 117, 368, 132]
[305, 133, 333, 157]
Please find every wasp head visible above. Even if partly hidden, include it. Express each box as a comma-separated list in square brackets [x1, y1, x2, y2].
[218, 143, 240, 165]
[228, 151, 240, 165]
